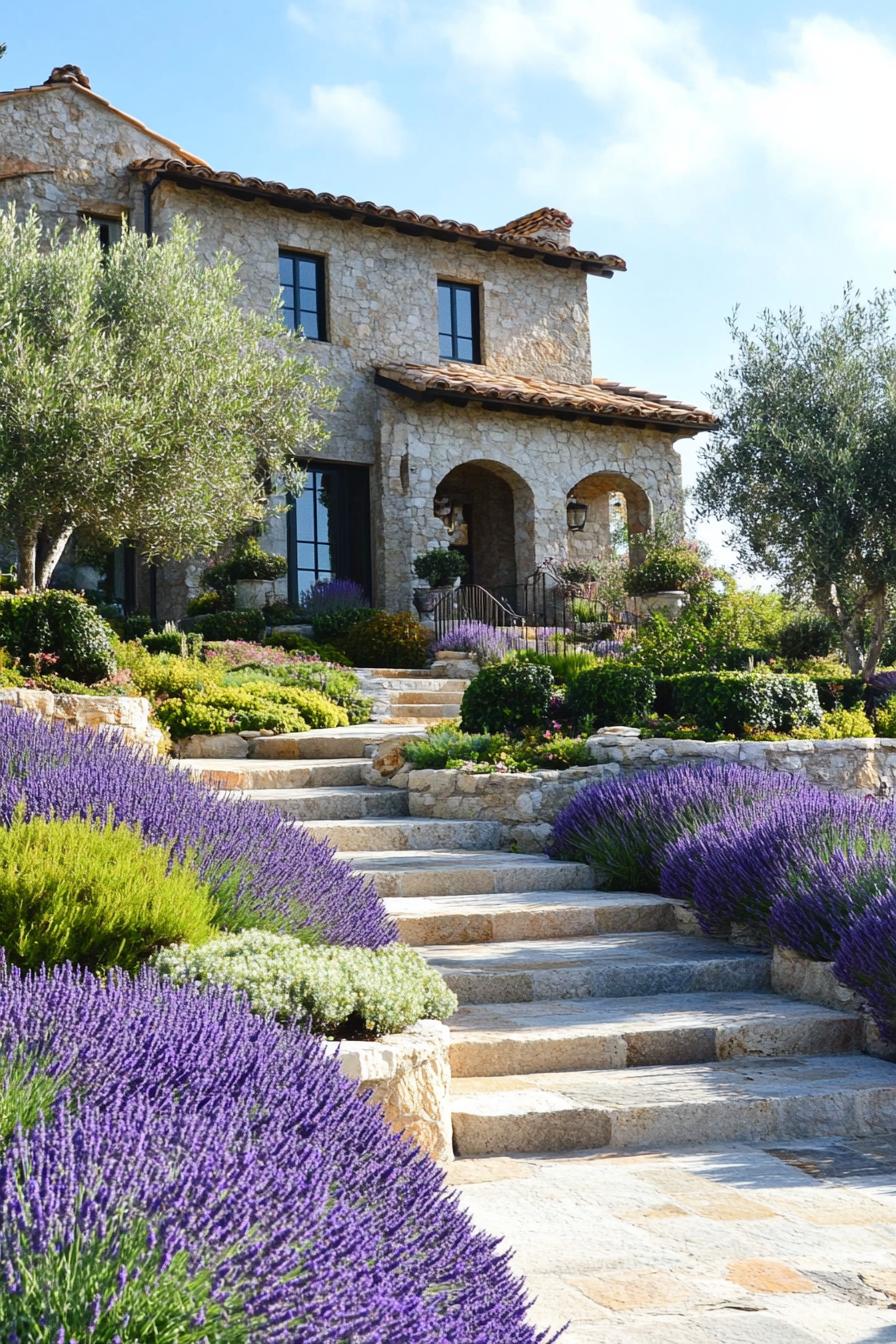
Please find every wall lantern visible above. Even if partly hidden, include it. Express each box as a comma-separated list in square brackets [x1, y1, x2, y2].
[566, 496, 588, 532]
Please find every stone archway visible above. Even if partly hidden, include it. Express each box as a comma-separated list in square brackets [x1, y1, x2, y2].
[565, 471, 653, 568]
[433, 460, 536, 599]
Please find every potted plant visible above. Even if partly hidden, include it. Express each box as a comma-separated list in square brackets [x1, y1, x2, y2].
[224, 538, 288, 611]
[412, 548, 468, 616]
[624, 542, 707, 619]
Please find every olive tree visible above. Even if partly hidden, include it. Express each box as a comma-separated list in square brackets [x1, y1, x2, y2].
[697, 287, 896, 677]
[0, 207, 335, 589]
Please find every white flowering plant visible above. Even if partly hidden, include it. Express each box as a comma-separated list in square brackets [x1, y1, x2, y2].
[151, 930, 457, 1039]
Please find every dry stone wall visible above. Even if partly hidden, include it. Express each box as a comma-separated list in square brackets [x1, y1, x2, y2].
[0, 688, 162, 750]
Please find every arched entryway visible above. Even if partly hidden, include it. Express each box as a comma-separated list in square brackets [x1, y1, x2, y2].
[566, 471, 652, 568]
[433, 460, 535, 599]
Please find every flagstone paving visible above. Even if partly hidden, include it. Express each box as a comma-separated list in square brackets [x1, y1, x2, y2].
[450, 1137, 896, 1342]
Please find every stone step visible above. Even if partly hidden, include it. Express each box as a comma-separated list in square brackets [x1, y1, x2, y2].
[385, 890, 679, 946]
[347, 850, 593, 900]
[306, 817, 502, 852]
[451, 1053, 896, 1155]
[174, 757, 370, 789]
[421, 932, 770, 1005]
[362, 667, 455, 679]
[385, 703, 462, 720]
[393, 689, 467, 705]
[448, 992, 862, 1077]
[248, 786, 409, 821]
[249, 726, 424, 760]
[367, 678, 470, 694]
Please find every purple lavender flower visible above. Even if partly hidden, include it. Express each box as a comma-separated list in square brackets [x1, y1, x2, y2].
[432, 621, 523, 663]
[303, 579, 367, 614]
[835, 890, 896, 1041]
[0, 707, 393, 948]
[0, 962, 558, 1343]
[548, 763, 807, 891]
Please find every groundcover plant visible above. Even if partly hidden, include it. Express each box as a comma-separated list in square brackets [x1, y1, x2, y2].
[0, 961, 555, 1343]
[0, 706, 392, 948]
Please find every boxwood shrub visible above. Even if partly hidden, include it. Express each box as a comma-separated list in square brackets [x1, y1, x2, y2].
[565, 662, 655, 729]
[659, 670, 822, 736]
[337, 611, 432, 669]
[460, 658, 553, 734]
[0, 590, 116, 683]
[182, 609, 266, 641]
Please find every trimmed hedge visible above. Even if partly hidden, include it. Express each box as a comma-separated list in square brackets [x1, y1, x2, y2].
[337, 611, 432, 669]
[182, 609, 266, 641]
[460, 658, 553, 734]
[657, 670, 822, 735]
[565, 662, 655, 729]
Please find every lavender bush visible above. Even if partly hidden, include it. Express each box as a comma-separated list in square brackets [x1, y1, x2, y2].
[835, 890, 896, 1042]
[548, 763, 804, 890]
[304, 578, 367, 613]
[0, 961, 555, 1342]
[0, 707, 393, 947]
[433, 620, 523, 663]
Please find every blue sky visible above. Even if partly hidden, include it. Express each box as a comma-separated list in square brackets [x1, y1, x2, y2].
[7, 1, 896, 575]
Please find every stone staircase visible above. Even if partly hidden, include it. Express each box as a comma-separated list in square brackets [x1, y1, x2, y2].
[180, 723, 896, 1162]
[355, 663, 469, 725]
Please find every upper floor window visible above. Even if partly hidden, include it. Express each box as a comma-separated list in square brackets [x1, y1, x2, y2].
[82, 214, 123, 250]
[438, 280, 480, 362]
[279, 250, 327, 341]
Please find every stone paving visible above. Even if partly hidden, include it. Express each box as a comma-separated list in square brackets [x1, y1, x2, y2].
[450, 1137, 896, 1342]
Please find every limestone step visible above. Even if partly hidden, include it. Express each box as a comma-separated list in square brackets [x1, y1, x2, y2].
[451, 1053, 896, 1155]
[249, 725, 423, 760]
[421, 932, 770, 1005]
[385, 890, 679, 946]
[385, 703, 462, 720]
[348, 850, 593, 900]
[174, 757, 370, 790]
[248, 786, 409, 821]
[369, 679, 470, 694]
[306, 816, 502, 852]
[448, 992, 863, 1077]
[363, 667, 456, 679]
[393, 689, 467, 705]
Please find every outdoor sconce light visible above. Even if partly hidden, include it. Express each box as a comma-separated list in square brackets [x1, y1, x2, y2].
[566, 496, 588, 532]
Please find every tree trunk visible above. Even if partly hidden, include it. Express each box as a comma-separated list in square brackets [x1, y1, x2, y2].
[816, 581, 864, 675]
[15, 530, 38, 592]
[36, 525, 75, 590]
[862, 585, 889, 680]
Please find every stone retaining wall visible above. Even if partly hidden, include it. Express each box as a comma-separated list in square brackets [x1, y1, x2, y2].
[0, 688, 162, 750]
[326, 1020, 452, 1162]
[407, 734, 896, 851]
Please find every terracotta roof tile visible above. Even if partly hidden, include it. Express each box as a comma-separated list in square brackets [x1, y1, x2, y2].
[0, 72, 208, 167]
[129, 158, 626, 277]
[496, 206, 573, 242]
[374, 363, 717, 433]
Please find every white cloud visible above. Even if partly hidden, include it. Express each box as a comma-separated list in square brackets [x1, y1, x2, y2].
[285, 3, 315, 31]
[439, 1, 896, 247]
[266, 82, 407, 159]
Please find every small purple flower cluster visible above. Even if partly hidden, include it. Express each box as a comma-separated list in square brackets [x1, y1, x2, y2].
[549, 762, 896, 1041]
[0, 707, 393, 948]
[0, 962, 555, 1342]
[432, 620, 524, 662]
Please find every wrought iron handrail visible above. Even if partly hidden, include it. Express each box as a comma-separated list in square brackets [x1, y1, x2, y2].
[430, 584, 523, 632]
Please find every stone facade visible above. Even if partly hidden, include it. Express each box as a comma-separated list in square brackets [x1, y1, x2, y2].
[0, 69, 703, 618]
[404, 735, 896, 851]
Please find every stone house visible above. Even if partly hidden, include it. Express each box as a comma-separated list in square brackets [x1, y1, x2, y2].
[0, 64, 715, 619]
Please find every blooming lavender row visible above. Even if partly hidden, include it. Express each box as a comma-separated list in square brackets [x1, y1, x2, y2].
[0, 707, 394, 948]
[0, 961, 555, 1342]
[432, 620, 524, 663]
[549, 762, 896, 1041]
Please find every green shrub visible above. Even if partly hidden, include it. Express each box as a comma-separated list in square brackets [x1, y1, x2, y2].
[876, 696, 896, 738]
[141, 628, 187, 657]
[121, 613, 154, 640]
[337, 611, 432, 669]
[405, 727, 506, 769]
[266, 662, 373, 724]
[777, 613, 837, 661]
[460, 657, 553, 734]
[152, 930, 458, 1037]
[156, 681, 348, 740]
[265, 631, 348, 663]
[790, 706, 875, 739]
[261, 599, 304, 625]
[565, 662, 655, 729]
[809, 674, 866, 712]
[526, 734, 592, 768]
[311, 606, 372, 641]
[183, 609, 266, 642]
[412, 548, 468, 587]
[187, 588, 230, 616]
[116, 644, 215, 698]
[625, 545, 707, 596]
[0, 590, 116, 683]
[0, 813, 216, 972]
[517, 649, 603, 686]
[202, 537, 287, 588]
[661, 670, 822, 736]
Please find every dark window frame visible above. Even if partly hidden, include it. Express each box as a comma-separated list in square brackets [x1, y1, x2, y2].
[279, 248, 328, 342]
[81, 212, 124, 251]
[438, 279, 481, 363]
[286, 461, 372, 604]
